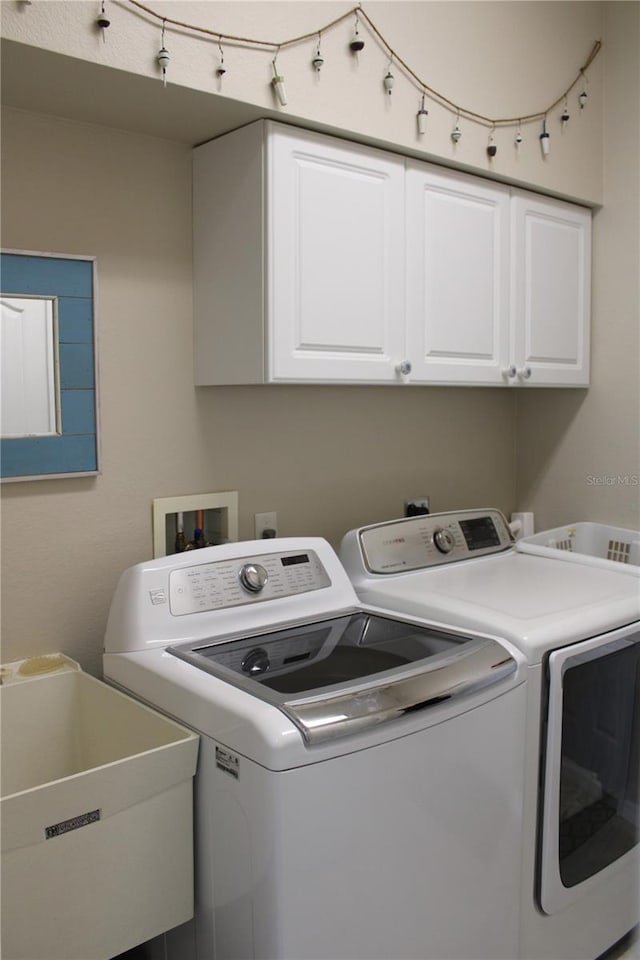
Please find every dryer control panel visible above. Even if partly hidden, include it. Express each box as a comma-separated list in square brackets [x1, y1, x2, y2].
[357, 509, 513, 575]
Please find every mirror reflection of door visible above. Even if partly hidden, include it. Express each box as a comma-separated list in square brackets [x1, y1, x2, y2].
[0, 295, 60, 438]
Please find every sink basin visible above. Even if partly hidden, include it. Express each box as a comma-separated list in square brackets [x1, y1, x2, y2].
[1, 656, 198, 960]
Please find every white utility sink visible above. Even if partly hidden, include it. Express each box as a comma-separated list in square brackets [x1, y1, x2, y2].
[1, 655, 199, 960]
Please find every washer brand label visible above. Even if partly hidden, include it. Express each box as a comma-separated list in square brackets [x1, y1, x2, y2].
[45, 809, 101, 838]
[216, 746, 240, 779]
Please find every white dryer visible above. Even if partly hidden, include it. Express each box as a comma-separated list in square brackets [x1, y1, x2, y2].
[340, 509, 640, 960]
[104, 537, 527, 960]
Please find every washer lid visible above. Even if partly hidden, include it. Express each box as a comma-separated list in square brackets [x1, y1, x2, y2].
[169, 612, 516, 744]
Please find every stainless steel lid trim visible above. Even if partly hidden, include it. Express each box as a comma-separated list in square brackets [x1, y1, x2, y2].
[280, 638, 516, 744]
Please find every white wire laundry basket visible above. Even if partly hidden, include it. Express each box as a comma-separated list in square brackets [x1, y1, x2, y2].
[516, 522, 640, 576]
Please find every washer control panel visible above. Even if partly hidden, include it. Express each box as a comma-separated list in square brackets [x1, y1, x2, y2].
[359, 509, 513, 574]
[169, 549, 331, 616]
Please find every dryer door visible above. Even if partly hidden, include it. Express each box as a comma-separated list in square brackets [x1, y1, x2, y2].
[539, 622, 640, 914]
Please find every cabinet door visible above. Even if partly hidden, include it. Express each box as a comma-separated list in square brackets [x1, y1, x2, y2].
[510, 193, 591, 386]
[267, 125, 406, 382]
[406, 163, 510, 384]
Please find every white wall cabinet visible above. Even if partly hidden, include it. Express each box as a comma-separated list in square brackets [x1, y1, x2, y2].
[508, 192, 591, 386]
[194, 121, 405, 385]
[193, 121, 591, 387]
[405, 164, 510, 385]
[404, 170, 591, 387]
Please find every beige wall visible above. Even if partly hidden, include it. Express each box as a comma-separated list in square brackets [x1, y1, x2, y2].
[515, 2, 640, 530]
[1, 1, 637, 676]
[2, 1, 603, 201]
[0, 109, 516, 674]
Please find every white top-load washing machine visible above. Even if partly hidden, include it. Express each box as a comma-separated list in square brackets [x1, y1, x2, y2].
[104, 537, 527, 960]
[340, 509, 640, 960]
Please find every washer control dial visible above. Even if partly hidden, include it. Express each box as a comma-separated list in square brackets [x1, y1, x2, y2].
[239, 562, 268, 593]
[433, 528, 456, 554]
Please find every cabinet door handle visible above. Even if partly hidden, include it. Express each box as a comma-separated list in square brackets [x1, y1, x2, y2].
[502, 365, 517, 380]
[517, 366, 532, 380]
[396, 360, 412, 382]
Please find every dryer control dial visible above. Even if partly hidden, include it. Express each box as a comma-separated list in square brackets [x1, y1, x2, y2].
[239, 562, 269, 594]
[433, 528, 456, 554]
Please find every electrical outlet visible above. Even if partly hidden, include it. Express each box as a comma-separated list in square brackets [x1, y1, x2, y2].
[404, 497, 430, 517]
[255, 511, 277, 539]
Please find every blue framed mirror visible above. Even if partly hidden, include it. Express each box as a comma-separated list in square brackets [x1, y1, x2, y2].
[1, 250, 100, 481]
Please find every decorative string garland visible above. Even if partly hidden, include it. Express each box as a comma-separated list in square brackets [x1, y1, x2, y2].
[100, 0, 601, 159]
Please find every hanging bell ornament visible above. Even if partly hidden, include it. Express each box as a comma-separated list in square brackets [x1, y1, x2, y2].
[271, 61, 287, 106]
[578, 90, 588, 109]
[487, 134, 497, 159]
[451, 124, 462, 144]
[157, 46, 170, 86]
[383, 69, 394, 95]
[539, 119, 550, 157]
[515, 130, 523, 147]
[349, 22, 365, 53]
[417, 95, 429, 136]
[97, 2, 110, 42]
[312, 48, 324, 72]
[216, 39, 226, 78]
